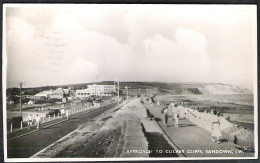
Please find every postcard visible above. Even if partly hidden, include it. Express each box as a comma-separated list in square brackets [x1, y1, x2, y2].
[3, 4, 258, 161]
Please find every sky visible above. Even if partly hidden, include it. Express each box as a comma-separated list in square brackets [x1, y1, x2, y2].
[4, 4, 257, 89]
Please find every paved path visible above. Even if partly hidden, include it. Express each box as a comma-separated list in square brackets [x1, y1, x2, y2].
[143, 102, 255, 158]
[7, 102, 118, 158]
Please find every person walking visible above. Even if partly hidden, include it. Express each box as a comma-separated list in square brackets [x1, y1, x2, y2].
[27, 114, 32, 129]
[211, 111, 222, 144]
[140, 98, 144, 104]
[35, 114, 41, 130]
[66, 109, 69, 119]
[168, 102, 175, 120]
[161, 104, 170, 127]
[61, 108, 65, 117]
[157, 101, 160, 106]
[174, 104, 180, 128]
[203, 109, 208, 124]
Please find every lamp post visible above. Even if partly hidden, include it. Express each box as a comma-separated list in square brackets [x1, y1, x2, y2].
[19, 82, 23, 117]
[125, 86, 128, 101]
[114, 81, 120, 105]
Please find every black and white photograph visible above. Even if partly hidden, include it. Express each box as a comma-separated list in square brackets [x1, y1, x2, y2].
[2, 4, 258, 161]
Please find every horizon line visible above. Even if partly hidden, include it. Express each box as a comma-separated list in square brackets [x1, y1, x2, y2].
[6, 81, 248, 89]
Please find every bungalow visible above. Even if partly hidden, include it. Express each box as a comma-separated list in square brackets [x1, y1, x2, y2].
[34, 90, 53, 99]
[8, 100, 15, 105]
[27, 100, 34, 105]
[52, 88, 65, 99]
[63, 88, 70, 96]
[76, 89, 91, 99]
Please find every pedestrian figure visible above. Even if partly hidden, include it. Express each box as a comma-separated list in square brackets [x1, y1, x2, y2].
[35, 114, 40, 130]
[204, 109, 208, 124]
[210, 109, 214, 115]
[211, 111, 222, 144]
[27, 114, 32, 129]
[174, 104, 180, 128]
[161, 104, 169, 127]
[66, 110, 69, 119]
[157, 101, 160, 106]
[168, 102, 175, 120]
[204, 109, 207, 115]
[61, 108, 65, 117]
[140, 98, 144, 104]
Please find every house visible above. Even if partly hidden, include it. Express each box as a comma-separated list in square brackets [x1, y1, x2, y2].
[8, 100, 15, 105]
[69, 89, 75, 97]
[34, 90, 53, 99]
[63, 88, 70, 96]
[52, 88, 65, 99]
[27, 100, 34, 105]
[76, 89, 91, 98]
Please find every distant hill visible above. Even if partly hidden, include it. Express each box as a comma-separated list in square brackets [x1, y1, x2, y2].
[68, 81, 252, 95]
[7, 81, 252, 96]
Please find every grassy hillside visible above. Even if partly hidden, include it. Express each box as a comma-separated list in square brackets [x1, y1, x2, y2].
[7, 81, 251, 97]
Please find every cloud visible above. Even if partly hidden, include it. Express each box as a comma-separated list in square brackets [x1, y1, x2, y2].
[61, 58, 99, 84]
[5, 5, 256, 89]
[140, 30, 211, 82]
[73, 6, 130, 44]
[176, 28, 207, 50]
[6, 7, 58, 37]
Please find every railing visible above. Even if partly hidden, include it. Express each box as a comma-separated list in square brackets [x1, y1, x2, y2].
[8, 104, 99, 134]
[179, 106, 254, 150]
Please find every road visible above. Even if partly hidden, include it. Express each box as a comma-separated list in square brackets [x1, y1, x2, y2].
[7, 102, 118, 158]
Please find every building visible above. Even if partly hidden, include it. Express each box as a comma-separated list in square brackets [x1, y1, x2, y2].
[63, 89, 70, 95]
[33, 88, 70, 100]
[76, 84, 116, 98]
[34, 90, 53, 99]
[69, 89, 76, 98]
[52, 88, 70, 99]
[88, 84, 116, 96]
[7, 100, 14, 105]
[27, 100, 34, 105]
[76, 89, 91, 98]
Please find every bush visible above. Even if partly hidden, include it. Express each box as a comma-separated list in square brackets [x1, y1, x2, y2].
[7, 96, 32, 104]
[11, 116, 23, 128]
[35, 98, 61, 104]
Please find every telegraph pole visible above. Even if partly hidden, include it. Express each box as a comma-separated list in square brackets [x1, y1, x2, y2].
[127, 87, 128, 101]
[114, 81, 120, 105]
[125, 86, 128, 101]
[117, 82, 120, 105]
[19, 82, 23, 116]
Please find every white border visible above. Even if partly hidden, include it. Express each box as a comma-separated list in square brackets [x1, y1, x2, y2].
[2, 3, 258, 162]
[252, 4, 258, 159]
[3, 4, 8, 162]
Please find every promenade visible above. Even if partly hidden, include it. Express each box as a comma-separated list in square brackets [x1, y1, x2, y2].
[143, 102, 254, 157]
[105, 98, 175, 158]
[7, 97, 255, 158]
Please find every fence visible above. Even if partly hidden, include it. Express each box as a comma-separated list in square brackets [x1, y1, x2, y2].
[8, 104, 96, 134]
[178, 106, 254, 150]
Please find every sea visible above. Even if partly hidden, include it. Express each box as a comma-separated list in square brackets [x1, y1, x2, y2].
[157, 94, 254, 106]
[192, 94, 254, 106]
[157, 94, 255, 131]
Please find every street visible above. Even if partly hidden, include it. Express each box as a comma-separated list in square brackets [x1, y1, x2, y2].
[7, 102, 118, 158]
